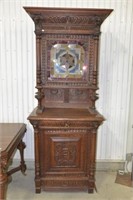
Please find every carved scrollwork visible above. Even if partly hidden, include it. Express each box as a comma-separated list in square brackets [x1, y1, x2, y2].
[35, 88, 44, 112]
[41, 15, 103, 30]
[32, 14, 44, 35]
[93, 16, 103, 26]
[69, 89, 88, 102]
[89, 89, 99, 110]
[30, 121, 39, 131]
[55, 143, 76, 166]
[45, 88, 64, 102]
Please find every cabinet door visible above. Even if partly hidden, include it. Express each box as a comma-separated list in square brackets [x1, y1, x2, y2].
[40, 129, 89, 176]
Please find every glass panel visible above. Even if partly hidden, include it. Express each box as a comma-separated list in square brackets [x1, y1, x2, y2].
[50, 43, 86, 78]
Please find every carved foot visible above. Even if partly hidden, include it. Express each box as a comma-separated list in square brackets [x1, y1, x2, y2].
[21, 163, 27, 175]
[88, 188, 94, 193]
[35, 188, 41, 193]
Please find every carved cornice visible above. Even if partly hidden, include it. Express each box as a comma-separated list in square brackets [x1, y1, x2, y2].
[24, 7, 113, 35]
[29, 15, 102, 35]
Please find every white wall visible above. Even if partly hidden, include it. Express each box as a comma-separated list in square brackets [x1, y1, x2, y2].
[127, 55, 133, 154]
[0, 0, 133, 161]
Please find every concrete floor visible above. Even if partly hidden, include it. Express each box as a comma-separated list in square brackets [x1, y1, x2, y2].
[7, 170, 133, 200]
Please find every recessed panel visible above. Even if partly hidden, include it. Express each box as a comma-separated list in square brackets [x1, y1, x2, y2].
[41, 130, 87, 174]
[51, 137, 80, 168]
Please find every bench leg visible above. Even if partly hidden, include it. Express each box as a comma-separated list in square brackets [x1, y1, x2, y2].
[17, 140, 27, 175]
[7, 140, 27, 176]
[0, 162, 8, 200]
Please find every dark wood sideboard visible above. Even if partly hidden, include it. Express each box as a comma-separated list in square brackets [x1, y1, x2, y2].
[0, 123, 27, 200]
[24, 7, 113, 193]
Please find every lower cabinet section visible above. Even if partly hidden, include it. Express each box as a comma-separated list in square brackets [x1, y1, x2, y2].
[28, 108, 103, 193]
[40, 129, 90, 191]
[29, 118, 102, 193]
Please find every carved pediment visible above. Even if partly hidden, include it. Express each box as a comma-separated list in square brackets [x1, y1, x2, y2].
[24, 7, 113, 34]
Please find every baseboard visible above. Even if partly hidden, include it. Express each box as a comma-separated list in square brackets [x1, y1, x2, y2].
[96, 159, 125, 171]
[11, 159, 125, 172]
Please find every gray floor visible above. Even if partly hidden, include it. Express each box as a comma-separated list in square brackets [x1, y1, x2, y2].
[7, 170, 133, 200]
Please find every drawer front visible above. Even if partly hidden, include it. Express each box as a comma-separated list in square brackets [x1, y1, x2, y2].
[39, 120, 100, 129]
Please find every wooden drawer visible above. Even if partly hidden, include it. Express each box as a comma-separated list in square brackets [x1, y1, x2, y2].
[39, 120, 100, 129]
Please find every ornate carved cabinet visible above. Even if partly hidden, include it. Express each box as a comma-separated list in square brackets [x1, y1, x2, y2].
[24, 7, 112, 193]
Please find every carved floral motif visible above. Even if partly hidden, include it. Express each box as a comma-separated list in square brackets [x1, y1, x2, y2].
[55, 143, 76, 166]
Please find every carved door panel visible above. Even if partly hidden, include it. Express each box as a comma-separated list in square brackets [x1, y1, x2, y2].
[40, 129, 89, 177]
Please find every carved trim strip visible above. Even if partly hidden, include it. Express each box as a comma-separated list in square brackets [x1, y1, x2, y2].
[42, 15, 103, 26]
[39, 121, 101, 129]
[43, 179, 88, 188]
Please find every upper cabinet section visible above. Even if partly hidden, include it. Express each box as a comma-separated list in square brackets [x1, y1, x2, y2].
[24, 7, 113, 87]
[24, 7, 113, 35]
[24, 7, 113, 111]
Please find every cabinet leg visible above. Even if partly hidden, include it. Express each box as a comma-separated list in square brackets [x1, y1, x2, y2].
[35, 179, 41, 193]
[88, 188, 94, 193]
[35, 188, 41, 193]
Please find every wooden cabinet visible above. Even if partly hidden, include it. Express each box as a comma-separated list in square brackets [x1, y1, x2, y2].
[24, 7, 112, 193]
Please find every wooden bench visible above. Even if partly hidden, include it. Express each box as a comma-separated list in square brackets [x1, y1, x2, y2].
[0, 123, 27, 200]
